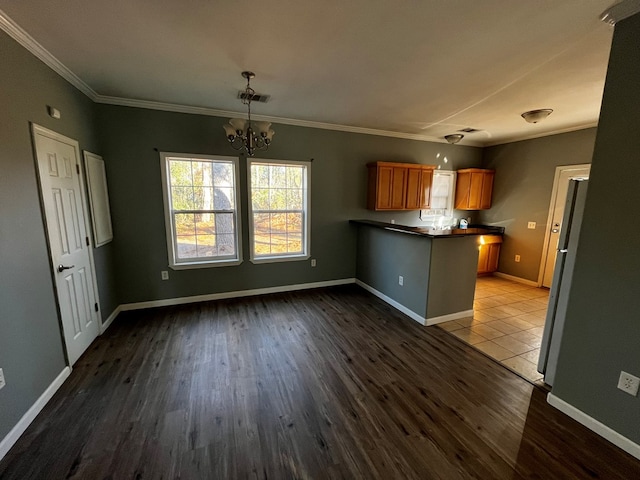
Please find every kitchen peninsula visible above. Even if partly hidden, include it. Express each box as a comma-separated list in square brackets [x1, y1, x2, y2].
[351, 220, 504, 326]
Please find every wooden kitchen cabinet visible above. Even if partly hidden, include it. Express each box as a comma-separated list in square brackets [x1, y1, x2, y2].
[477, 235, 502, 274]
[454, 168, 495, 210]
[367, 162, 436, 210]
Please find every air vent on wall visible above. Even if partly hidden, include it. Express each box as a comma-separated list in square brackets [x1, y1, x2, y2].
[459, 128, 480, 133]
[237, 91, 271, 103]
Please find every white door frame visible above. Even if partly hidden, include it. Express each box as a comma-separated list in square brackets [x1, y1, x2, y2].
[537, 163, 591, 287]
[31, 124, 103, 363]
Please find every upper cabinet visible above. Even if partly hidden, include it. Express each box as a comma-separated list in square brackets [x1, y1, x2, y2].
[454, 168, 495, 210]
[367, 162, 436, 210]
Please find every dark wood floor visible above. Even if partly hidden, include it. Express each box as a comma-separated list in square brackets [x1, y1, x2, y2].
[1, 285, 639, 479]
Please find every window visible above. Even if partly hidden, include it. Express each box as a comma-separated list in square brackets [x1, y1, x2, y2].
[248, 159, 310, 263]
[420, 170, 457, 228]
[160, 153, 241, 268]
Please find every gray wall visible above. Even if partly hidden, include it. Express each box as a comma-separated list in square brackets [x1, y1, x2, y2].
[0, 31, 117, 441]
[479, 128, 596, 281]
[355, 226, 432, 317]
[553, 12, 640, 444]
[96, 104, 483, 305]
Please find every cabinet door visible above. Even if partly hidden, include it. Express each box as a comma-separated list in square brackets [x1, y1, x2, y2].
[405, 168, 423, 210]
[477, 244, 489, 273]
[419, 168, 433, 209]
[468, 172, 485, 209]
[487, 243, 501, 272]
[390, 167, 407, 209]
[375, 166, 394, 209]
[480, 171, 495, 209]
[454, 172, 471, 209]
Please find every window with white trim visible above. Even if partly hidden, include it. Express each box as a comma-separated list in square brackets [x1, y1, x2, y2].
[420, 170, 457, 228]
[248, 159, 310, 262]
[160, 153, 241, 268]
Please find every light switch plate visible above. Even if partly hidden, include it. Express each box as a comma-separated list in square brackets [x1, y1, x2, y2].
[0, 368, 5, 390]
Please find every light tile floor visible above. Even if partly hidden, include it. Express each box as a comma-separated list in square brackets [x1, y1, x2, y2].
[437, 276, 550, 385]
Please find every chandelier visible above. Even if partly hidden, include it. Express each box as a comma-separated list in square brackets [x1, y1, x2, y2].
[223, 71, 274, 156]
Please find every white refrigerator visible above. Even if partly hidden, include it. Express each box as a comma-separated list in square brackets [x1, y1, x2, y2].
[537, 179, 589, 386]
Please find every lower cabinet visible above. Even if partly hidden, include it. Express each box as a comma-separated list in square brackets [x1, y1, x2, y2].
[477, 235, 502, 274]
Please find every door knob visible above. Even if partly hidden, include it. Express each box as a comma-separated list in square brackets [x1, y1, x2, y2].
[57, 264, 75, 272]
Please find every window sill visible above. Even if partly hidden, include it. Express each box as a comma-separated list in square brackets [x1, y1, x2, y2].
[170, 259, 243, 270]
[250, 254, 310, 265]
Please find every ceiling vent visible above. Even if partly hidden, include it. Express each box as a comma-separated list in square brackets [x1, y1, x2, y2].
[459, 128, 480, 133]
[237, 91, 271, 103]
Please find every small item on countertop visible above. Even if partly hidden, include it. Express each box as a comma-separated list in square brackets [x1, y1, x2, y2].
[459, 219, 468, 229]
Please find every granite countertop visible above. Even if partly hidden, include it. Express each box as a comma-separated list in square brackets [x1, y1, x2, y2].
[350, 219, 505, 238]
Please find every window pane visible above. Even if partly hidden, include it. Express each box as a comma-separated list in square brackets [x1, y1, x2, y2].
[177, 236, 197, 259]
[287, 167, 303, 188]
[253, 213, 271, 255]
[195, 214, 215, 235]
[169, 160, 193, 186]
[269, 189, 287, 210]
[217, 234, 235, 256]
[215, 213, 234, 235]
[196, 235, 216, 257]
[286, 189, 302, 210]
[270, 166, 287, 188]
[171, 187, 195, 210]
[287, 233, 302, 253]
[286, 212, 302, 234]
[214, 188, 234, 210]
[213, 162, 233, 187]
[193, 187, 215, 210]
[252, 188, 269, 210]
[251, 164, 269, 187]
[175, 213, 195, 236]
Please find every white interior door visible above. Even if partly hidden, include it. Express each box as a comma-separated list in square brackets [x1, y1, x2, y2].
[539, 164, 590, 287]
[33, 125, 100, 365]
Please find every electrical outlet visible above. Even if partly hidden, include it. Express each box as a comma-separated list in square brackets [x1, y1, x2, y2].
[0, 368, 5, 390]
[390, 219, 395, 224]
[617, 371, 640, 396]
[515, 255, 521, 262]
[311, 259, 317, 267]
[398, 275, 404, 286]
[161, 270, 169, 280]
[528, 222, 536, 229]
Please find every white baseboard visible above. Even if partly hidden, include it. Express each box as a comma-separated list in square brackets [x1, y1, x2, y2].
[426, 309, 474, 326]
[120, 278, 356, 312]
[355, 280, 426, 325]
[0, 366, 71, 461]
[547, 393, 640, 460]
[493, 272, 539, 287]
[100, 306, 121, 334]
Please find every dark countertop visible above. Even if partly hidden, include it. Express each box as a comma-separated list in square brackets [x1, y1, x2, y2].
[350, 219, 504, 238]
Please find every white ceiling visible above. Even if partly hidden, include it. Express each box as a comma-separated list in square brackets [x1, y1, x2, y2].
[0, 0, 618, 146]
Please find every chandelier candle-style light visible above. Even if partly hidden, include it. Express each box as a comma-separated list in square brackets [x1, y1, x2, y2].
[223, 71, 274, 156]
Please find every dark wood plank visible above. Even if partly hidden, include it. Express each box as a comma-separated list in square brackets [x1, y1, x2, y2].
[1, 284, 638, 479]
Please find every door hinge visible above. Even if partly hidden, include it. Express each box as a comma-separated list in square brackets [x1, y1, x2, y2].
[76, 164, 80, 175]
[94, 303, 99, 312]
[86, 236, 90, 246]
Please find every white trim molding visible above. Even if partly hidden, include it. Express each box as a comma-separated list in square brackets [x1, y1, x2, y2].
[493, 272, 539, 287]
[426, 310, 474, 326]
[120, 278, 356, 312]
[355, 280, 427, 325]
[100, 306, 121, 334]
[0, 367, 71, 461]
[0, 9, 96, 99]
[547, 393, 640, 460]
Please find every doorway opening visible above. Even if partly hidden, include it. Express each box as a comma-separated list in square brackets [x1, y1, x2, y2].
[537, 164, 590, 287]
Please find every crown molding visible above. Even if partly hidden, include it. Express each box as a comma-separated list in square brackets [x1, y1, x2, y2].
[0, 8, 589, 149]
[0, 8, 97, 100]
[94, 94, 486, 146]
[484, 121, 599, 147]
